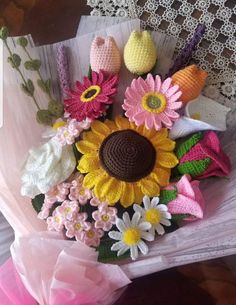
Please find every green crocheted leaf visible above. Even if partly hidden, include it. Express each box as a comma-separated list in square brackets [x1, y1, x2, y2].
[176, 132, 203, 160]
[171, 214, 188, 222]
[98, 239, 129, 263]
[160, 188, 177, 205]
[177, 158, 211, 177]
[32, 194, 45, 213]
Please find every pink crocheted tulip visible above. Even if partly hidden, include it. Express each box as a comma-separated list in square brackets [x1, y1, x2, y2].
[90, 36, 121, 75]
[166, 175, 205, 221]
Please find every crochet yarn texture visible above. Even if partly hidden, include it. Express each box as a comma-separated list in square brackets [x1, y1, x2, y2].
[99, 130, 156, 182]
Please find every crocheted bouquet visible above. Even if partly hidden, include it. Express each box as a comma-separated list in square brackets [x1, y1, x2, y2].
[1, 26, 231, 262]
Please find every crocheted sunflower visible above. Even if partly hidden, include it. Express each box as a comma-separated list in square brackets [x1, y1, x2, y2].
[76, 116, 178, 207]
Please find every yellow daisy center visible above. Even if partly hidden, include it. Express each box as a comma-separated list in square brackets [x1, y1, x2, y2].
[80, 85, 101, 103]
[53, 121, 66, 129]
[64, 207, 71, 214]
[145, 208, 161, 224]
[75, 223, 81, 230]
[123, 228, 141, 246]
[101, 214, 110, 222]
[54, 216, 61, 223]
[142, 92, 167, 113]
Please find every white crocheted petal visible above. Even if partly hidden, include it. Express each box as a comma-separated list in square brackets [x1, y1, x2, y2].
[137, 240, 149, 255]
[138, 221, 151, 231]
[108, 231, 122, 241]
[151, 197, 160, 206]
[116, 218, 126, 232]
[160, 218, 171, 226]
[117, 245, 130, 256]
[132, 212, 141, 226]
[141, 231, 154, 242]
[143, 195, 151, 209]
[111, 241, 124, 251]
[155, 224, 165, 235]
[130, 245, 139, 260]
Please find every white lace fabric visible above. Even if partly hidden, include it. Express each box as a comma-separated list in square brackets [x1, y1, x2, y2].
[87, 0, 236, 126]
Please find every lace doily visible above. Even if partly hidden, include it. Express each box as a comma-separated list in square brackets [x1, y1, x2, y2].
[87, 0, 236, 124]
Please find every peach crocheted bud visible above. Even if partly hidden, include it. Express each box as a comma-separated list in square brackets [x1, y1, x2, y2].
[172, 65, 208, 104]
[124, 31, 157, 75]
[90, 36, 121, 75]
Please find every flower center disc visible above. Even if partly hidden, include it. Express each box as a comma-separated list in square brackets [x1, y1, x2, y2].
[99, 130, 156, 182]
[81, 85, 101, 102]
[142, 92, 167, 113]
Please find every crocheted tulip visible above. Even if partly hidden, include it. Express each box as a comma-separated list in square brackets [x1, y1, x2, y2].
[171, 65, 208, 104]
[124, 31, 157, 75]
[90, 36, 121, 75]
[162, 175, 205, 221]
[175, 131, 231, 179]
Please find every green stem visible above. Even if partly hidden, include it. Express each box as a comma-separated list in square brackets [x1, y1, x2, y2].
[23, 46, 53, 100]
[4, 40, 41, 111]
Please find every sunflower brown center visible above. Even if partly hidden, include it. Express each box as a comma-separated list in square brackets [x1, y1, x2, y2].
[99, 130, 156, 182]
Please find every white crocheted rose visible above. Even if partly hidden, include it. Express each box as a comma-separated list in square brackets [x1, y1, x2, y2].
[21, 139, 76, 198]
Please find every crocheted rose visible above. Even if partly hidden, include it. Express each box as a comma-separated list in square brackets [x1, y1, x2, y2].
[90, 36, 121, 75]
[175, 131, 231, 179]
[124, 31, 157, 75]
[64, 70, 118, 121]
[21, 138, 76, 198]
[123, 74, 182, 130]
[162, 175, 205, 221]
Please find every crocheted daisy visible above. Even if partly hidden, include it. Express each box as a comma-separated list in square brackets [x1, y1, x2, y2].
[76, 116, 178, 207]
[123, 74, 183, 130]
[64, 70, 118, 121]
[134, 196, 171, 236]
[108, 212, 154, 260]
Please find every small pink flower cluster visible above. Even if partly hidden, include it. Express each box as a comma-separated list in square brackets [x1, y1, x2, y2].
[55, 118, 91, 145]
[40, 175, 118, 247]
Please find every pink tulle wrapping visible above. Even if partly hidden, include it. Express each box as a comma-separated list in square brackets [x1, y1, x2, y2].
[0, 258, 36, 305]
[10, 232, 130, 305]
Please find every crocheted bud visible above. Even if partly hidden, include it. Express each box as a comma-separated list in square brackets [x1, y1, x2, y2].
[124, 31, 157, 75]
[171, 65, 208, 104]
[90, 36, 121, 75]
[175, 131, 231, 179]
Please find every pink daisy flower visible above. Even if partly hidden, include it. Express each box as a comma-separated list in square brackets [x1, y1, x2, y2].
[55, 200, 79, 221]
[68, 174, 92, 205]
[92, 203, 117, 231]
[65, 213, 90, 241]
[46, 211, 65, 232]
[81, 223, 104, 247]
[64, 70, 118, 121]
[45, 182, 71, 203]
[122, 74, 183, 130]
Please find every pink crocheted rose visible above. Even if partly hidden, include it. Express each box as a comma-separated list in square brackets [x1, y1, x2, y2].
[90, 36, 121, 75]
[165, 175, 205, 221]
[64, 71, 118, 121]
[176, 131, 231, 179]
[122, 74, 182, 130]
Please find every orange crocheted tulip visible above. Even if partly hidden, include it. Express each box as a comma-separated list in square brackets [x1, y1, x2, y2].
[171, 65, 208, 104]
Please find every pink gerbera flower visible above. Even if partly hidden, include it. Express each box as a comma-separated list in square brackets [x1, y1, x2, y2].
[64, 70, 118, 121]
[122, 74, 183, 130]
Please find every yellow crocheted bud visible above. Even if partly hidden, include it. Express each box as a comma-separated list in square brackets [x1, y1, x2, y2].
[124, 31, 157, 75]
[172, 65, 208, 104]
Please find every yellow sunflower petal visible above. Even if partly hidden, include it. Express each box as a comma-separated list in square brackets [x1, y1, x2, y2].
[104, 179, 124, 205]
[151, 167, 171, 187]
[154, 138, 176, 151]
[115, 116, 130, 130]
[120, 183, 135, 208]
[91, 120, 110, 137]
[77, 153, 100, 173]
[150, 128, 168, 143]
[104, 119, 117, 132]
[139, 178, 160, 197]
[83, 168, 107, 189]
[93, 175, 111, 201]
[133, 184, 145, 204]
[75, 140, 99, 154]
[82, 131, 105, 145]
[157, 151, 179, 168]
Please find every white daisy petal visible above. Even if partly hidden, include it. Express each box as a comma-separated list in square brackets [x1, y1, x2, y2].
[111, 241, 124, 251]
[116, 218, 126, 232]
[151, 197, 160, 206]
[160, 218, 171, 226]
[132, 212, 141, 226]
[149, 226, 155, 237]
[162, 211, 172, 219]
[130, 245, 139, 260]
[137, 240, 149, 255]
[157, 204, 168, 211]
[141, 231, 155, 241]
[138, 221, 151, 231]
[143, 196, 151, 209]
[133, 204, 143, 214]
[155, 223, 165, 235]
[122, 212, 131, 227]
[117, 245, 129, 256]
[108, 231, 122, 240]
